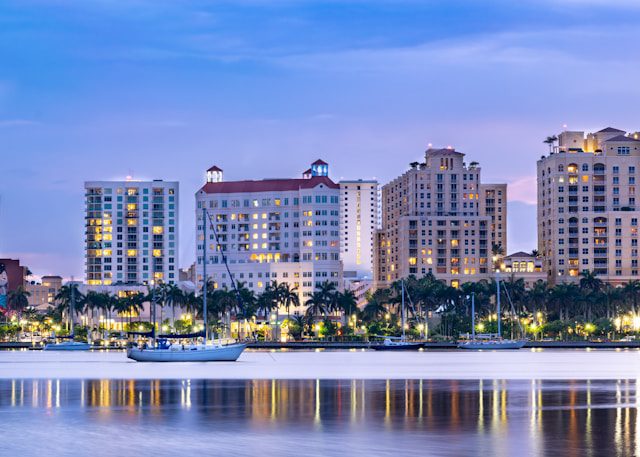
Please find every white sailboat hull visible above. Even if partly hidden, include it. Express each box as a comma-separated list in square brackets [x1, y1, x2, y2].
[458, 340, 527, 350]
[43, 341, 91, 351]
[126, 343, 246, 362]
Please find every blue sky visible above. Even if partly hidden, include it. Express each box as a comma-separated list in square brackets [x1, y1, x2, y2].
[2, 0, 640, 279]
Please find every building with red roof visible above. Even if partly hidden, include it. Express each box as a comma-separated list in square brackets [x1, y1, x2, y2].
[195, 161, 342, 313]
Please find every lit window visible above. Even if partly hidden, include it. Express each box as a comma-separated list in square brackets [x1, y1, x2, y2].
[153, 249, 162, 257]
[153, 226, 163, 234]
[127, 249, 137, 257]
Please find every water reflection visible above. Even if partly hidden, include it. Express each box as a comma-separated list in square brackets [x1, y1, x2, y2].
[1, 378, 638, 456]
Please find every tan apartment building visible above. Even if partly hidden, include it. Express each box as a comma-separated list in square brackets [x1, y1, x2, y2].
[538, 127, 640, 285]
[26, 275, 63, 311]
[374, 147, 508, 289]
[499, 252, 545, 289]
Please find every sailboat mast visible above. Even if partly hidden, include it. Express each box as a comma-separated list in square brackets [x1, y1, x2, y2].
[70, 280, 75, 338]
[496, 271, 501, 338]
[471, 292, 475, 340]
[202, 207, 208, 343]
[401, 280, 406, 340]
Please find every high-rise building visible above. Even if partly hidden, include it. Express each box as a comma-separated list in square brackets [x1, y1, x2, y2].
[84, 179, 179, 285]
[339, 179, 378, 280]
[479, 183, 507, 253]
[195, 160, 341, 310]
[537, 127, 640, 284]
[374, 147, 507, 289]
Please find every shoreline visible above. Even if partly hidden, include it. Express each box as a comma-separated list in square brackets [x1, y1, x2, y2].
[2, 349, 640, 380]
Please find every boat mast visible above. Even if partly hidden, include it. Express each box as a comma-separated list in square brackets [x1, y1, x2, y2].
[202, 207, 208, 343]
[401, 280, 406, 341]
[496, 271, 501, 338]
[471, 292, 475, 340]
[70, 279, 75, 338]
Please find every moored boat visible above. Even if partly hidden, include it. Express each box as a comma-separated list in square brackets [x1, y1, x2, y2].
[457, 272, 527, 350]
[44, 341, 91, 351]
[371, 280, 422, 351]
[127, 208, 247, 363]
[126, 342, 246, 362]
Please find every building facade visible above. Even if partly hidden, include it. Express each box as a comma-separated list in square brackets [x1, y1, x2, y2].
[538, 127, 640, 285]
[339, 179, 378, 280]
[84, 179, 179, 286]
[195, 161, 342, 311]
[374, 147, 508, 289]
[499, 252, 545, 289]
[26, 275, 63, 310]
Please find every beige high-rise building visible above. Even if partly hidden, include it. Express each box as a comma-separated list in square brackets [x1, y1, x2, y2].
[479, 183, 507, 253]
[374, 147, 508, 289]
[538, 127, 640, 285]
[339, 179, 378, 280]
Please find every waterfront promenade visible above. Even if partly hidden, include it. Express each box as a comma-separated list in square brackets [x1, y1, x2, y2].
[2, 349, 640, 380]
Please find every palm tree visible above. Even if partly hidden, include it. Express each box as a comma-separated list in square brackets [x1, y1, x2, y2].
[336, 290, 358, 319]
[623, 280, 640, 315]
[543, 135, 558, 153]
[278, 282, 300, 319]
[305, 291, 328, 322]
[55, 284, 84, 331]
[8, 286, 30, 319]
[164, 284, 185, 329]
[579, 270, 603, 321]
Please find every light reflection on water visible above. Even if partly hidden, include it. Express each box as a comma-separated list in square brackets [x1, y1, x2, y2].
[1, 378, 639, 457]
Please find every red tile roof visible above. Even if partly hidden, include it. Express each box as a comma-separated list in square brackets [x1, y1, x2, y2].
[199, 176, 339, 194]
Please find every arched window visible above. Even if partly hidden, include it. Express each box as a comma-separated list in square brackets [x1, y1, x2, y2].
[582, 163, 589, 171]
[567, 163, 578, 173]
[594, 163, 605, 173]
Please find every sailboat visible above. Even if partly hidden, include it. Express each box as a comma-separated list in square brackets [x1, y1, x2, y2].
[127, 208, 246, 362]
[44, 282, 91, 351]
[372, 280, 422, 351]
[458, 272, 527, 350]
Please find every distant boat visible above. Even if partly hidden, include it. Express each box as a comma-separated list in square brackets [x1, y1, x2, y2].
[458, 272, 527, 350]
[372, 280, 422, 351]
[127, 208, 246, 363]
[44, 281, 90, 351]
[43, 341, 91, 351]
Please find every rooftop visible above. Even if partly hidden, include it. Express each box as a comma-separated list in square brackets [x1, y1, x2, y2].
[596, 127, 626, 133]
[604, 135, 640, 143]
[200, 175, 339, 194]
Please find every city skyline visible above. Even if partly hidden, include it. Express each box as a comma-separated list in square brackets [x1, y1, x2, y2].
[3, 0, 640, 278]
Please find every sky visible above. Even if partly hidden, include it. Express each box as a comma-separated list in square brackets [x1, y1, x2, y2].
[1, 0, 640, 280]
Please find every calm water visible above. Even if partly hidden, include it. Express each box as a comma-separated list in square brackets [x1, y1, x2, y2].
[1, 378, 639, 456]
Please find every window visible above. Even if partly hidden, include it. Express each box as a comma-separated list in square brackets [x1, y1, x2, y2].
[618, 146, 631, 155]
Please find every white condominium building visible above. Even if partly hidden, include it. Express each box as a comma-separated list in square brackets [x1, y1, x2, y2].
[339, 179, 379, 279]
[374, 147, 508, 289]
[538, 127, 640, 285]
[84, 179, 179, 285]
[195, 161, 341, 310]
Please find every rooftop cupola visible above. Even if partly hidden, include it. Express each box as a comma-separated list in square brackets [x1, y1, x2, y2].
[207, 165, 223, 183]
[311, 159, 329, 177]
